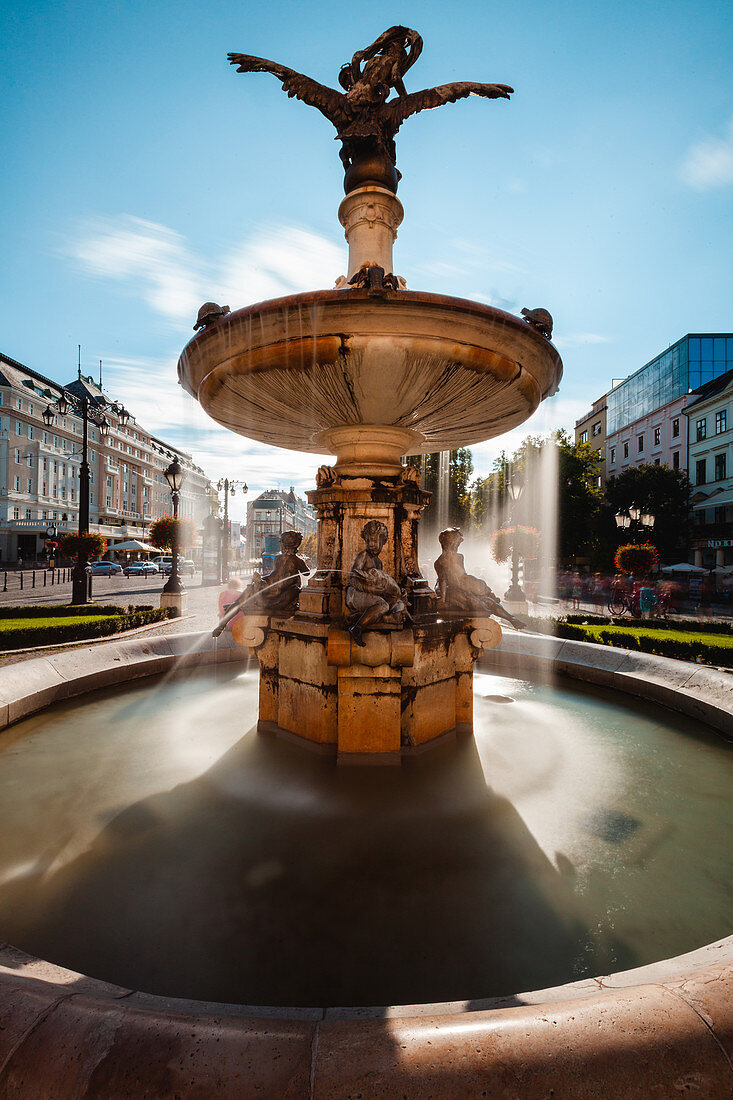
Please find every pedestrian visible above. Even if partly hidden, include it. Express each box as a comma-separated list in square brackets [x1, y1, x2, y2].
[218, 577, 244, 630]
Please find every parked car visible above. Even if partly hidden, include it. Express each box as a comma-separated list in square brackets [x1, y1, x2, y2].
[88, 560, 123, 576]
[151, 555, 172, 569]
[161, 558, 196, 577]
[123, 561, 159, 576]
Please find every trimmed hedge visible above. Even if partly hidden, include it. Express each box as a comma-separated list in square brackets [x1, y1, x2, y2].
[532, 617, 733, 668]
[560, 613, 733, 636]
[0, 607, 174, 650]
[0, 604, 125, 620]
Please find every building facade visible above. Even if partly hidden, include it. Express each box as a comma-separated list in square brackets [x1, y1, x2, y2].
[0, 352, 213, 562]
[604, 334, 733, 479]
[246, 487, 317, 559]
[685, 369, 733, 569]
[574, 394, 607, 487]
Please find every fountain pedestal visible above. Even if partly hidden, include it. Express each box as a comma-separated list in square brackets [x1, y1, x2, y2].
[245, 614, 501, 763]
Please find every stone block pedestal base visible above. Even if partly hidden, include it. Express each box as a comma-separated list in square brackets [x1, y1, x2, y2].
[159, 591, 187, 617]
[245, 615, 501, 763]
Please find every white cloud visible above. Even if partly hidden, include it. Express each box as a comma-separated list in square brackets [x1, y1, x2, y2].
[680, 119, 733, 190]
[69, 216, 345, 327]
[554, 332, 611, 349]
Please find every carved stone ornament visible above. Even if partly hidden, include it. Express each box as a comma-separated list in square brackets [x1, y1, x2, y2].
[345, 519, 411, 646]
[193, 302, 231, 331]
[316, 464, 340, 488]
[521, 307, 553, 340]
[229, 26, 513, 193]
[348, 264, 401, 296]
[434, 528, 524, 629]
[398, 464, 421, 485]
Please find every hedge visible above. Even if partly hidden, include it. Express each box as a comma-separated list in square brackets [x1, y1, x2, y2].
[530, 617, 733, 668]
[0, 604, 125, 620]
[560, 613, 733, 636]
[0, 607, 174, 650]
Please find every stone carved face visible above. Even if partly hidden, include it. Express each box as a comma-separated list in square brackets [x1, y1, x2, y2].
[361, 519, 388, 557]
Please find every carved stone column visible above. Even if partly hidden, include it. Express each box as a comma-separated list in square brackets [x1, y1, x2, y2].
[338, 185, 404, 281]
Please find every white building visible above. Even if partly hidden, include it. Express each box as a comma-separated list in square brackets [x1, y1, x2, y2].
[0, 352, 213, 563]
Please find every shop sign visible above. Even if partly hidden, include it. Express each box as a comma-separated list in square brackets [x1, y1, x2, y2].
[707, 539, 733, 548]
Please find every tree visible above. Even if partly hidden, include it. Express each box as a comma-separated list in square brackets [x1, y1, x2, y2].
[149, 516, 196, 552]
[604, 464, 690, 563]
[406, 448, 474, 527]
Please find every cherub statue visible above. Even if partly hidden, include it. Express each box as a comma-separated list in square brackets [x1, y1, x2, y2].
[434, 528, 524, 629]
[346, 519, 411, 646]
[212, 530, 309, 635]
[229, 26, 512, 193]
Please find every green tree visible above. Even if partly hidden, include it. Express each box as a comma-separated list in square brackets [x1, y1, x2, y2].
[604, 464, 690, 563]
[406, 448, 474, 526]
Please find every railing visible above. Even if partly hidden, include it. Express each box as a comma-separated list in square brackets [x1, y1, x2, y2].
[0, 567, 72, 592]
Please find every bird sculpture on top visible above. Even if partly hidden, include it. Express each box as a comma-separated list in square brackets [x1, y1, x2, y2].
[229, 26, 513, 194]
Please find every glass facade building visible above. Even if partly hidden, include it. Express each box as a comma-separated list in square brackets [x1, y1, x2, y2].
[607, 334, 733, 435]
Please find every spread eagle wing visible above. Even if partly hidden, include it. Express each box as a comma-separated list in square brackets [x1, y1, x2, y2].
[227, 53, 348, 129]
[385, 81, 514, 133]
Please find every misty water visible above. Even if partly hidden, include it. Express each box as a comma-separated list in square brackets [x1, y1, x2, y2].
[0, 664, 730, 1008]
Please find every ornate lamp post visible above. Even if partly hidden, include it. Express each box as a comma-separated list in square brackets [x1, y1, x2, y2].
[163, 457, 186, 600]
[216, 478, 248, 583]
[503, 470, 526, 608]
[615, 504, 655, 544]
[43, 391, 127, 604]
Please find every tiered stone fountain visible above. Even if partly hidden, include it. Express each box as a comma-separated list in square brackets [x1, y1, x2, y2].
[178, 26, 562, 761]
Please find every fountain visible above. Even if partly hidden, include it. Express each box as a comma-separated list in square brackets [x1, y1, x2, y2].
[179, 25, 562, 761]
[0, 27, 731, 1098]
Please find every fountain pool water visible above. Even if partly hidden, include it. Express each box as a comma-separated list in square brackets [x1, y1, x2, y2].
[0, 664, 730, 1009]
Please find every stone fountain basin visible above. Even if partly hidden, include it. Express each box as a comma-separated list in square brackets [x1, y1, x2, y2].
[0, 631, 730, 1096]
[177, 289, 563, 455]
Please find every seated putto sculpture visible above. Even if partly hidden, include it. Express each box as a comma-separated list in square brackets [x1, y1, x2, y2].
[213, 530, 309, 635]
[229, 26, 512, 193]
[434, 528, 524, 629]
[346, 520, 411, 645]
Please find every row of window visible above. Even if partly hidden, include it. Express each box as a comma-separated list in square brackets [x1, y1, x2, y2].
[695, 454, 727, 485]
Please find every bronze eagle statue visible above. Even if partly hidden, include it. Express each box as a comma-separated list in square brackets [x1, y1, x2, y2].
[228, 26, 513, 193]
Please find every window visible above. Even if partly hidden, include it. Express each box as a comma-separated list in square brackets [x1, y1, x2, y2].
[42, 482, 47, 495]
[623, 441, 629, 459]
[106, 496, 112, 508]
[715, 506, 727, 524]
[15, 399, 21, 410]
[14, 449, 20, 464]
[579, 430, 588, 444]
[26, 455, 32, 467]
[15, 421, 21, 435]
[26, 479, 32, 493]
[716, 410, 727, 434]
[28, 426, 33, 440]
[672, 418, 680, 438]
[653, 427, 661, 446]
[42, 431, 47, 445]
[637, 434, 644, 452]
[673, 451, 680, 470]
[696, 458, 707, 485]
[654, 458, 661, 466]
[696, 418, 707, 441]
[12, 508, 18, 520]
[609, 446, 616, 464]
[13, 476, 19, 491]
[592, 421, 602, 437]
[25, 508, 31, 520]
[715, 453, 727, 481]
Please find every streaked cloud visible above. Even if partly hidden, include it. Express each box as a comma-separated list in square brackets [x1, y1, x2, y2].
[470, 394, 590, 479]
[554, 332, 611, 349]
[680, 119, 733, 190]
[69, 216, 345, 327]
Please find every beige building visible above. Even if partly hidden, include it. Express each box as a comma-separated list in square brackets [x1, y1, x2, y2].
[574, 394, 607, 487]
[0, 352, 213, 563]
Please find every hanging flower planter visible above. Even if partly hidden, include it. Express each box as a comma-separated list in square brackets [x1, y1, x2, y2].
[614, 542, 659, 576]
[149, 516, 195, 551]
[490, 525, 541, 565]
[59, 531, 107, 560]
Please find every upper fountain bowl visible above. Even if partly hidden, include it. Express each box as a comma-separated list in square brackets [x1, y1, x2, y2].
[178, 289, 563, 462]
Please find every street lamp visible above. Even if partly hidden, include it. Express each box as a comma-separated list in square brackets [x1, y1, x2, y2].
[216, 478, 248, 582]
[504, 469, 526, 607]
[45, 389, 124, 604]
[163, 457, 186, 597]
[615, 504, 655, 542]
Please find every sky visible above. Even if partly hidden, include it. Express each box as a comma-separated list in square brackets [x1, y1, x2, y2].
[2, 0, 732, 523]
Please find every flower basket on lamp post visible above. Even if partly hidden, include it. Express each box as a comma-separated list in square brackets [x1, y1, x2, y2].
[614, 542, 659, 578]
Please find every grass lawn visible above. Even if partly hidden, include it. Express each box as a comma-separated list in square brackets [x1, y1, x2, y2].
[579, 624, 733, 648]
[0, 614, 121, 631]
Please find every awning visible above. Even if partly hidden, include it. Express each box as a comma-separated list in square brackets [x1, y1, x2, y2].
[108, 539, 158, 553]
[660, 562, 708, 573]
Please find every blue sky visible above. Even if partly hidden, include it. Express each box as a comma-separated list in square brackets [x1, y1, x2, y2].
[2, 0, 732, 521]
